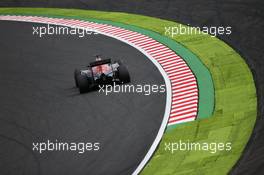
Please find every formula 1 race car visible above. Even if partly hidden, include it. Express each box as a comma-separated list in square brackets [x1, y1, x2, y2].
[74, 56, 130, 93]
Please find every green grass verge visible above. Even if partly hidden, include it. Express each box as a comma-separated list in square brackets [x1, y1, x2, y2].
[0, 8, 257, 175]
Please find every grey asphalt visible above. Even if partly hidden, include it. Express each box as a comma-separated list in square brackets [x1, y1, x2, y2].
[0, 1, 264, 174]
[0, 21, 166, 175]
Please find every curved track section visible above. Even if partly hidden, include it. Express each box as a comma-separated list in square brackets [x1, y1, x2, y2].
[0, 21, 166, 175]
[0, 15, 199, 126]
[0, 1, 262, 173]
[0, 15, 199, 174]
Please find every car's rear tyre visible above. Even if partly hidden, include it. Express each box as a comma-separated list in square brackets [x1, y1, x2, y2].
[74, 69, 81, 87]
[77, 75, 92, 94]
[118, 65, 130, 83]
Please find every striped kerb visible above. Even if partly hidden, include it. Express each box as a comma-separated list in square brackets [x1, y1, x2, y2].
[0, 15, 198, 126]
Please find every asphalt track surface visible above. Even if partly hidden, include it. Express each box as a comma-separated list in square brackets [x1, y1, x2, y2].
[0, 21, 166, 175]
[0, 1, 264, 174]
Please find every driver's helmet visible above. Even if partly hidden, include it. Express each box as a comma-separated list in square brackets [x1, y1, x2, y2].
[95, 55, 102, 61]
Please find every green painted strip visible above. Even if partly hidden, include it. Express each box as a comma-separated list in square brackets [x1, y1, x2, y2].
[0, 11, 214, 121]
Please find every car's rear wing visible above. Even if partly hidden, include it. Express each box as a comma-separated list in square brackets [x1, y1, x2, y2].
[90, 59, 111, 67]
